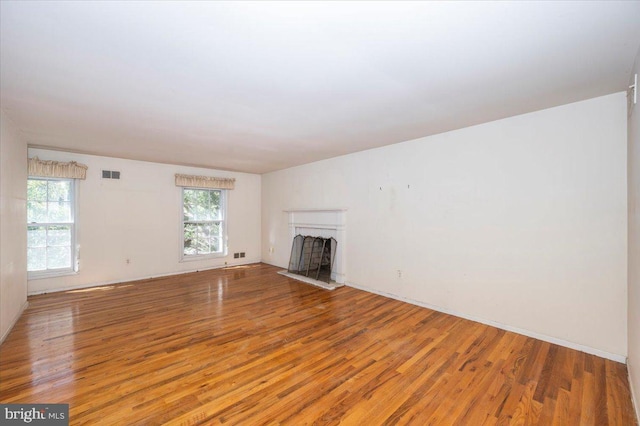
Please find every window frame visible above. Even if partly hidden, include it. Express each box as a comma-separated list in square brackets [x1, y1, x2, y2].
[27, 177, 78, 280]
[180, 187, 227, 262]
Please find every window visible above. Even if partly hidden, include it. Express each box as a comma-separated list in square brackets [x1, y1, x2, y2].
[182, 188, 226, 259]
[27, 178, 76, 277]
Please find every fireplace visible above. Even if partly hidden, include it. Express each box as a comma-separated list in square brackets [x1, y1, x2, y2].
[288, 235, 337, 283]
[278, 208, 346, 290]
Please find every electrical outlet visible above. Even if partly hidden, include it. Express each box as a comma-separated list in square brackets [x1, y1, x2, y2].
[240, 252, 245, 258]
[234, 253, 239, 259]
[269, 246, 274, 254]
[397, 270, 402, 278]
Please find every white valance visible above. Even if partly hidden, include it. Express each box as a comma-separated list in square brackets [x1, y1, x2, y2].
[28, 157, 88, 180]
[175, 174, 235, 190]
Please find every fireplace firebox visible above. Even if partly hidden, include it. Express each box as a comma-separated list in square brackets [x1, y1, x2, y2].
[287, 235, 337, 284]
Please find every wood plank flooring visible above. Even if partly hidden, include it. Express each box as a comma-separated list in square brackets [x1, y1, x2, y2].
[0, 263, 636, 425]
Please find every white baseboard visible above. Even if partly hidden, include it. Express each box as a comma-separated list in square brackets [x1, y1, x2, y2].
[0, 300, 29, 345]
[629, 362, 640, 424]
[346, 280, 627, 364]
[28, 258, 262, 295]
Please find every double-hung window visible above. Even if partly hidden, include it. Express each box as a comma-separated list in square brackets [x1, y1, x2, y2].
[27, 177, 76, 277]
[182, 188, 226, 259]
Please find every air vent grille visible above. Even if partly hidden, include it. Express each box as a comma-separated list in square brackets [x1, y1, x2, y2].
[102, 170, 121, 179]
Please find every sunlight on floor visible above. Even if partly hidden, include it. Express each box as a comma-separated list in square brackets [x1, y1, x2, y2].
[66, 284, 133, 294]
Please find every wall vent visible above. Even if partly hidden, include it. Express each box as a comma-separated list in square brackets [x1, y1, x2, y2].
[102, 170, 121, 179]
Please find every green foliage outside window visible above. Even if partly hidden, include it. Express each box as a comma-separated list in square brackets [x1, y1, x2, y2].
[183, 189, 224, 256]
[27, 178, 74, 273]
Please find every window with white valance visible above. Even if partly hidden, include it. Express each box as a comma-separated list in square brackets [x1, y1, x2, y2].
[27, 157, 86, 278]
[176, 174, 234, 260]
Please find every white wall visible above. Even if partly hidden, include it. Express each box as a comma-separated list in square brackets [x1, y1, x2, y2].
[0, 111, 28, 343]
[28, 149, 261, 294]
[628, 46, 640, 420]
[262, 93, 628, 359]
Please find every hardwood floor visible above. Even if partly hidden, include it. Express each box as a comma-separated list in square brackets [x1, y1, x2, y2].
[0, 263, 636, 425]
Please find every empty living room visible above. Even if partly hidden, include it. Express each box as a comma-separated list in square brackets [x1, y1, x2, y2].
[2, 1, 640, 424]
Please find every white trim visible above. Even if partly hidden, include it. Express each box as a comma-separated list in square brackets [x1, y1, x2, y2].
[629, 361, 640, 424]
[277, 270, 344, 291]
[0, 301, 29, 345]
[345, 280, 627, 364]
[28, 258, 261, 295]
[289, 223, 345, 231]
[179, 253, 226, 262]
[283, 208, 348, 213]
[28, 269, 78, 280]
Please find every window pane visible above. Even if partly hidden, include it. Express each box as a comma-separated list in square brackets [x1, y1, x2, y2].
[47, 246, 71, 269]
[27, 180, 47, 201]
[27, 226, 47, 247]
[211, 222, 221, 237]
[195, 224, 210, 254]
[210, 237, 220, 253]
[27, 201, 47, 223]
[27, 247, 47, 271]
[209, 191, 221, 220]
[183, 189, 196, 221]
[48, 201, 72, 222]
[47, 226, 71, 246]
[184, 189, 211, 221]
[184, 223, 197, 254]
[194, 193, 210, 221]
[48, 180, 71, 202]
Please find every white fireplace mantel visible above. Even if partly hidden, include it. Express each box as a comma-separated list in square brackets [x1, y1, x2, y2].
[285, 208, 346, 284]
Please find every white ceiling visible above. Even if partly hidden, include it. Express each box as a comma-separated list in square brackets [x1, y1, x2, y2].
[2, 1, 639, 174]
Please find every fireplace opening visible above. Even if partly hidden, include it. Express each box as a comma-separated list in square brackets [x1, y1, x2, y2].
[287, 235, 337, 284]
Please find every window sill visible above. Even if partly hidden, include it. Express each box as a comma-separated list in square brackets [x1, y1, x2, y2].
[28, 269, 78, 281]
[180, 253, 226, 263]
